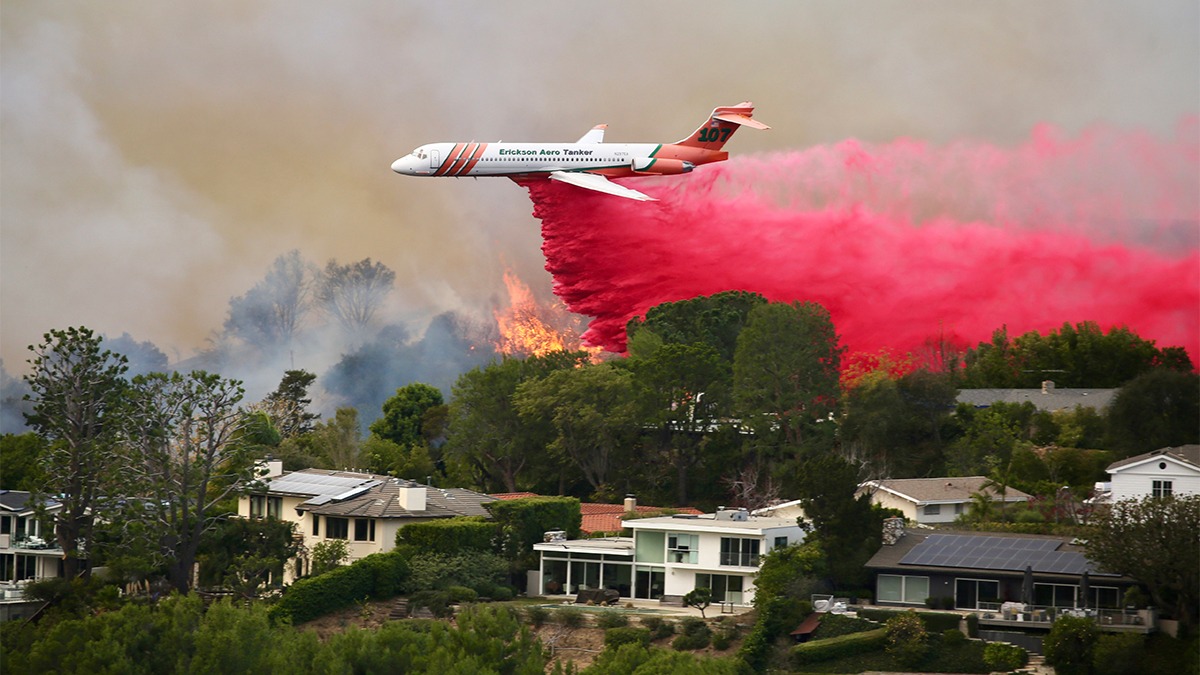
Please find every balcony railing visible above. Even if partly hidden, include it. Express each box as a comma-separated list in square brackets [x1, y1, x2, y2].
[5, 536, 61, 552]
[976, 602, 1155, 630]
[719, 552, 759, 567]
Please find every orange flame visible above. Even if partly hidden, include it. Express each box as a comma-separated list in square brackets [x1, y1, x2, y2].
[493, 271, 601, 359]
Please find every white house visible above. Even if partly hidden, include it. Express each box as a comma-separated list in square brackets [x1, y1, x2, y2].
[858, 477, 1032, 525]
[238, 468, 496, 581]
[533, 508, 804, 606]
[0, 491, 64, 621]
[1105, 445, 1200, 502]
[750, 498, 808, 522]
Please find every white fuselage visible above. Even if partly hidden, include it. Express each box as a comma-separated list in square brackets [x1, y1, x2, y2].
[391, 142, 665, 178]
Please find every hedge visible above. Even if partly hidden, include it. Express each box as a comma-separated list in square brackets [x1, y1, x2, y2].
[791, 627, 889, 666]
[268, 550, 409, 625]
[857, 608, 961, 633]
[485, 496, 583, 567]
[396, 516, 497, 554]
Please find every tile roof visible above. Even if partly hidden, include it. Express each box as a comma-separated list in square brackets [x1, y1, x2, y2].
[1106, 445, 1200, 472]
[860, 477, 1032, 504]
[957, 388, 1116, 412]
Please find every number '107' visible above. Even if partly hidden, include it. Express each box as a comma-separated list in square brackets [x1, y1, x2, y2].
[698, 128, 732, 142]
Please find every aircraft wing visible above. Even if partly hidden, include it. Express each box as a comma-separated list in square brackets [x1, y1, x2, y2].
[575, 124, 607, 144]
[549, 171, 657, 201]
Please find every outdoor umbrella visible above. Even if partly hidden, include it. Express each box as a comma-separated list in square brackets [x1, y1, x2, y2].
[1021, 565, 1034, 606]
[1080, 570, 1091, 610]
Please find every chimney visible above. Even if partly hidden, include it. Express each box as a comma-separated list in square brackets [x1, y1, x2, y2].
[398, 481, 426, 511]
[1042, 380, 1055, 394]
[882, 517, 905, 545]
[624, 494, 637, 512]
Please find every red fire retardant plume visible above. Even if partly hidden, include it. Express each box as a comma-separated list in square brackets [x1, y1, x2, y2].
[526, 121, 1199, 363]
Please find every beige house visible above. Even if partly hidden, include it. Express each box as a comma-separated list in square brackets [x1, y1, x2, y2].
[238, 467, 496, 581]
[858, 477, 1031, 525]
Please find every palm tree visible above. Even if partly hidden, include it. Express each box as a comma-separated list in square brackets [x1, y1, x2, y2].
[982, 462, 1015, 522]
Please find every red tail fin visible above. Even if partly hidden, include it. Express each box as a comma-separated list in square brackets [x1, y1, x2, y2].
[675, 102, 770, 151]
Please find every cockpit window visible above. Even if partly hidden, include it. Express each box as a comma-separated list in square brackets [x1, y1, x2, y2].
[415, 149, 426, 159]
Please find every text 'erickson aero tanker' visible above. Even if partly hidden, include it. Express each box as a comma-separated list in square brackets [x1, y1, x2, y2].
[391, 102, 770, 201]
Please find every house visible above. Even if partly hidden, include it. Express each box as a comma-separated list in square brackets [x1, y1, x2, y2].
[532, 508, 804, 606]
[751, 498, 807, 522]
[0, 491, 64, 621]
[858, 477, 1032, 525]
[864, 521, 1152, 633]
[239, 468, 496, 581]
[489, 493, 703, 535]
[1105, 445, 1200, 502]
[957, 381, 1116, 413]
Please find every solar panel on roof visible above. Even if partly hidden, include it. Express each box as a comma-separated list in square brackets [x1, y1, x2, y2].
[897, 533, 1116, 576]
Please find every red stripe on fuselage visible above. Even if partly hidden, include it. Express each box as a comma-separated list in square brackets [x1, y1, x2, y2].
[458, 143, 488, 175]
[433, 143, 467, 176]
[447, 142, 477, 176]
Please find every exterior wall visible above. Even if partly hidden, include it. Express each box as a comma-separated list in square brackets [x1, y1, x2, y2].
[1110, 460, 1200, 501]
[913, 502, 967, 524]
[869, 491, 918, 521]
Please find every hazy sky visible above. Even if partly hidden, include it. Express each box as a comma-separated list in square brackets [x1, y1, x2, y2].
[3, 1, 1197, 372]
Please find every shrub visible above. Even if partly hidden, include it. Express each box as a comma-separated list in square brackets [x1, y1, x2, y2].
[596, 610, 629, 629]
[409, 590, 453, 618]
[924, 596, 938, 609]
[445, 586, 478, 604]
[966, 613, 979, 638]
[886, 611, 929, 668]
[524, 605, 550, 627]
[857, 607, 960, 632]
[1093, 632, 1144, 675]
[490, 586, 514, 602]
[268, 550, 409, 625]
[672, 617, 712, 650]
[712, 632, 731, 650]
[605, 627, 651, 650]
[791, 627, 889, 666]
[942, 628, 966, 646]
[940, 596, 956, 610]
[404, 549, 508, 593]
[641, 616, 675, 641]
[396, 516, 497, 554]
[311, 539, 350, 576]
[1043, 615, 1098, 675]
[555, 607, 585, 628]
[984, 641, 1028, 670]
[1122, 586, 1149, 609]
[810, 613, 877, 640]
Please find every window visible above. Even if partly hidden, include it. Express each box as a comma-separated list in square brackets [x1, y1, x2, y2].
[312, 515, 320, 536]
[720, 537, 761, 567]
[696, 573, 745, 604]
[326, 517, 349, 540]
[249, 495, 265, 519]
[1, 516, 9, 535]
[266, 497, 282, 520]
[954, 503, 963, 515]
[774, 536, 788, 549]
[955, 578, 1000, 609]
[1153, 480, 1173, 498]
[635, 531, 665, 564]
[667, 533, 698, 564]
[15, 554, 36, 581]
[354, 519, 375, 542]
[878, 574, 929, 604]
[1034, 583, 1078, 608]
[923, 504, 941, 516]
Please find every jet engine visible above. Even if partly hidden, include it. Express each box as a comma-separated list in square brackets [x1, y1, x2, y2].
[631, 158, 695, 175]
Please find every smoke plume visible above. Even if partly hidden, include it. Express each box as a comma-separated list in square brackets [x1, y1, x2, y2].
[530, 121, 1199, 362]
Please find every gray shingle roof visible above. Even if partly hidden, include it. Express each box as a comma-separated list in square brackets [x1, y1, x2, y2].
[1107, 445, 1200, 472]
[957, 388, 1116, 412]
[258, 469, 497, 520]
[861, 477, 1032, 504]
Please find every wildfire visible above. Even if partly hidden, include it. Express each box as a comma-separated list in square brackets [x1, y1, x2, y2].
[493, 270, 601, 359]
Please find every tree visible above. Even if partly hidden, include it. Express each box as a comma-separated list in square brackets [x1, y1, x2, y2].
[123, 371, 254, 592]
[793, 455, 888, 588]
[733, 301, 844, 450]
[0, 433, 46, 491]
[514, 363, 637, 492]
[885, 611, 929, 668]
[1043, 615, 1098, 675]
[197, 517, 302, 597]
[310, 539, 349, 576]
[1105, 370, 1199, 459]
[264, 370, 320, 439]
[683, 587, 713, 618]
[446, 353, 585, 493]
[23, 327, 129, 579]
[316, 258, 396, 337]
[632, 342, 730, 505]
[308, 406, 362, 470]
[370, 383, 444, 449]
[223, 250, 316, 351]
[1084, 494, 1200, 627]
[625, 290, 767, 363]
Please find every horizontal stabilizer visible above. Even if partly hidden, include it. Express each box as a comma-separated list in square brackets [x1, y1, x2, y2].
[549, 171, 656, 201]
[713, 112, 771, 130]
[575, 124, 607, 144]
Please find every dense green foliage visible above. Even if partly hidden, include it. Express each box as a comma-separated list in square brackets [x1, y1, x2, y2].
[485, 495, 582, 568]
[625, 290, 768, 364]
[0, 432, 45, 490]
[397, 516, 497, 554]
[605, 627, 651, 650]
[794, 455, 890, 588]
[1104, 369, 1200, 458]
[1043, 615, 1099, 675]
[196, 517, 301, 595]
[404, 549, 508, 594]
[1083, 493, 1200, 626]
[582, 643, 742, 675]
[856, 608, 963, 633]
[672, 616, 713, 651]
[791, 627, 889, 666]
[267, 550, 409, 625]
[983, 641, 1028, 670]
[5, 600, 546, 675]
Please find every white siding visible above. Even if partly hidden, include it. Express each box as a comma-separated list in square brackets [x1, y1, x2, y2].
[1110, 458, 1200, 501]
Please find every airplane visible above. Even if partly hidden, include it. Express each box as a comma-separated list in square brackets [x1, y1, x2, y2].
[390, 102, 769, 201]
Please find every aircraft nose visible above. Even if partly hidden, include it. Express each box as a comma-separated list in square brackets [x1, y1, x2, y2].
[391, 157, 410, 174]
